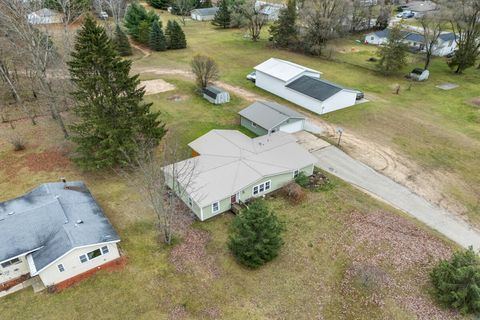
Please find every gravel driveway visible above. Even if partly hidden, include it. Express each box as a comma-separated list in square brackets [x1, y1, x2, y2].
[297, 132, 480, 250]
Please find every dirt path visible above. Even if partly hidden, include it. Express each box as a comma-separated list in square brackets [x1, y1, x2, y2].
[131, 65, 467, 220]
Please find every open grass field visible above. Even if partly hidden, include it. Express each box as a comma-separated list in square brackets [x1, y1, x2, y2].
[0, 8, 478, 319]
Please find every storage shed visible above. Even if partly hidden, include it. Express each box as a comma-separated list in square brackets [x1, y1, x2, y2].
[203, 86, 230, 104]
[191, 7, 219, 21]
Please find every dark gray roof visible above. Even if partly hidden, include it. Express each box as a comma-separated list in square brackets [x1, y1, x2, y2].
[438, 33, 455, 42]
[203, 86, 225, 99]
[191, 7, 219, 16]
[373, 28, 416, 41]
[0, 182, 120, 271]
[404, 32, 424, 43]
[239, 101, 305, 130]
[286, 76, 344, 102]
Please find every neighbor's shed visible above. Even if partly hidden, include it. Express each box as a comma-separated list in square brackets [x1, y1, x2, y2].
[191, 7, 219, 21]
[203, 86, 230, 104]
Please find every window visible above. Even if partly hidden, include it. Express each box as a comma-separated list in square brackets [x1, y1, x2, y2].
[253, 181, 271, 196]
[188, 197, 193, 207]
[1, 258, 20, 268]
[251, 121, 257, 128]
[293, 170, 299, 178]
[57, 264, 65, 272]
[79, 254, 88, 263]
[87, 249, 102, 260]
[212, 202, 220, 213]
[101, 246, 109, 255]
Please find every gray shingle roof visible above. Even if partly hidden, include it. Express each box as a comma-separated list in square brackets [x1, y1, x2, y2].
[239, 101, 305, 130]
[0, 182, 120, 271]
[438, 33, 455, 42]
[404, 32, 424, 43]
[286, 76, 344, 102]
[191, 7, 219, 16]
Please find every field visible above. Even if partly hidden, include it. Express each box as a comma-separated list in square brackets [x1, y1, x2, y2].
[0, 8, 478, 320]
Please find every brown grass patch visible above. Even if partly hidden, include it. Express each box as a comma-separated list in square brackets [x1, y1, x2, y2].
[24, 146, 71, 172]
[468, 97, 480, 108]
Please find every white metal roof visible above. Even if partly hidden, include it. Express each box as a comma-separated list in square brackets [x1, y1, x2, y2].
[165, 130, 316, 207]
[254, 58, 322, 82]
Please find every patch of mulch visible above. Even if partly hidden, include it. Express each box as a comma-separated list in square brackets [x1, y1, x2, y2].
[24, 146, 71, 172]
[468, 97, 480, 108]
[169, 228, 220, 279]
[167, 95, 186, 102]
[340, 210, 456, 320]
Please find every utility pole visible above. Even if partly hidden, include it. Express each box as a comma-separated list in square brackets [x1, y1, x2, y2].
[336, 127, 344, 147]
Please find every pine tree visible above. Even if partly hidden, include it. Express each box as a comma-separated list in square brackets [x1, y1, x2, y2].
[113, 25, 132, 56]
[269, 0, 297, 48]
[431, 247, 480, 314]
[212, 0, 231, 29]
[149, 21, 166, 51]
[166, 20, 187, 49]
[148, 0, 171, 10]
[377, 25, 408, 75]
[228, 200, 285, 268]
[124, 3, 159, 43]
[68, 16, 165, 169]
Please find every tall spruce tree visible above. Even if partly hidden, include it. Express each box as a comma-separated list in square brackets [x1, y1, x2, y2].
[149, 21, 166, 51]
[124, 3, 159, 43]
[113, 25, 133, 56]
[166, 20, 187, 49]
[269, 0, 297, 48]
[377, 25, 407, 75]
[68, 16, 165, 169]
[212, 0, 231, 28]
[228, 200, 285, 268]
[148, 0, 171, 10]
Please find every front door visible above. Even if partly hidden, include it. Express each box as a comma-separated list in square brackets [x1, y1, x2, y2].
[231, 194, 237, 204]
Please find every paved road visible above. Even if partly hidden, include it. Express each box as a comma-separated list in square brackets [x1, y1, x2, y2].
[312, 145, 480, 250]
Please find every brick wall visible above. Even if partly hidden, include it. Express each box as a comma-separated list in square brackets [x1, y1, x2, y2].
[0, 274, 30, 291]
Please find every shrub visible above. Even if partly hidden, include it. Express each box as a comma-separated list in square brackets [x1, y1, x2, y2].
[7, 132, 26, 151]
[228, 200, 285, 268]
[282, 182, 306, 205]
[430, 247, 480, 314]
[294, 171, 309, 188]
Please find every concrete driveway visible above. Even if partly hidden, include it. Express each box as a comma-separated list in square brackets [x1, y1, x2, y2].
[296, 132, 480, 250]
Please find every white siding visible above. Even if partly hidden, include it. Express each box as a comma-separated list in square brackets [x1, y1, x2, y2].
[37, 243, 120, 287]
[0, 255, 30, 284]
[321, 90, 358, 114]
[279, 120, 304, 133]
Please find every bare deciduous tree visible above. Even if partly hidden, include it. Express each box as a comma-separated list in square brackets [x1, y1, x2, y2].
[120, 136, 198, 245]
[191, 55, 219, 89]
[419, 12, 446, 70]
[173, 0, 195, 26]
[236, 0, 267, 41]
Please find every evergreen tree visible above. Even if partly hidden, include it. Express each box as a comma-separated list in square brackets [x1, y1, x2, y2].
[269, 0, 297, 48]
[376, 25, 407, 75]
[228, 200, 285, 268]
[431, 247, 480, 314]
[137, 20, 152, 44]
[149, 21, 166, 51]
[212, 0, 231, 29]
[68, 16, 165, 169]
[113, 25, 132, 56]
[124, 3, 159, 43]
[148, 0, 171, 10]
[166, 20, 187, 49]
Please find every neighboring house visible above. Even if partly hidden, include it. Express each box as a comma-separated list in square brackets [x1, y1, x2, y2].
[365, 29, 457, 56]
[256, 1, 284, 21]
[254, 58, 357, 115]
[0, 182, 121, 295]
[191, 7, 219, 21]
[203, 86, 230, 104]
[27, 8, 63, 25]
[163, 130, 317, 221]
[239, 100, 306, 136]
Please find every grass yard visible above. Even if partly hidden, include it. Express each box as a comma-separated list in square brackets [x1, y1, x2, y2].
[133, 10, 480, 224]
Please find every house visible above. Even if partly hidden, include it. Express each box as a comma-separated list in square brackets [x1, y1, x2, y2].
[163, 130, 317, 221]
[365, 29, 457, 56]
[191, 7, 219, 21]
[256, 1, 284, 21]
[239, 101, 306, 136]
[27, 8, 63, 25]
[203, 86, 230, 104]
[254, 58, 358, 115]
[0, 182, 121, 295]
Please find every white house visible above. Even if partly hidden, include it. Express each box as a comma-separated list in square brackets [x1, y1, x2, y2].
[27, 8, 63, 25]
[191, 7, 219, 21]
[0, 182, 121, 295]
[254, 58, 358, 115]
[365, 29, 457, 56]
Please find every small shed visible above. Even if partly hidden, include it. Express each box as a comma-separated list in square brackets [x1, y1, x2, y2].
[410, 68, 429, 81]
[27, 8, 63, 25]
[203, 86, 230, 104]
[191, 7, 219, 21]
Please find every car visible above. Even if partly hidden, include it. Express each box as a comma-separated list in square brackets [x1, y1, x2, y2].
[353, 90, 364, 101]
[99, 11, 108, 20]
[403, 11, 415, 18]
[246, 71, 256, 83]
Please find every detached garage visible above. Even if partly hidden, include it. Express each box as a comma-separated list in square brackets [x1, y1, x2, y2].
[254, 58, 358, 115]
[191, 7, 219, 21]
[239, 100, 305, 136]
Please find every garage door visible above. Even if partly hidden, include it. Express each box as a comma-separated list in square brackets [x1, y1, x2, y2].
[279, 120, 304, 133]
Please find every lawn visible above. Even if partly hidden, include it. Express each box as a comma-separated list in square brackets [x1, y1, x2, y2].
[0, 9, 477, 319]
[133, 9, 480, 224]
